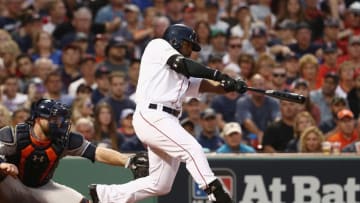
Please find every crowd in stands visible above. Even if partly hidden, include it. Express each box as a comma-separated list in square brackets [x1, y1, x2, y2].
[0, 0, 359, 154]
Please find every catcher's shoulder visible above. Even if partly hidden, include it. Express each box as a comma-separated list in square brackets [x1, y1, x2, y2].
[0, 126, 15, 145]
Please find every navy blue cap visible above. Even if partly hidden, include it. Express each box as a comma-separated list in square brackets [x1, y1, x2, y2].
[322, 42, 337, 53]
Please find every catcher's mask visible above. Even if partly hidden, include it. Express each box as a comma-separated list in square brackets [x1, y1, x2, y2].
[31, 99, 71, 147]
[162, 24, 201, 52]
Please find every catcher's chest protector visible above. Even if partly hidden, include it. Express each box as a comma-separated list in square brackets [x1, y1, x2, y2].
[6, 124, 64, 187]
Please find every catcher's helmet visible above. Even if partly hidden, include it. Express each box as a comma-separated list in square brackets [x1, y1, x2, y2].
[30, 99, 71, 147]
[33, 99, 71, 120]
[163, 24, 201, 52]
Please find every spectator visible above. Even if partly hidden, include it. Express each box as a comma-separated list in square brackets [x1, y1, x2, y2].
[254, 53, 276, 89]
[43, 71, 73, 106]
[31, 31, 62, 66]
[327, 109, 358, 150]
[95, 0, 124, 24]
[98, 37, 130, 73]
[210, 29, 227, 58]
[15, 54, 35, 93]
[33, 57, 56, 82]
[0, 104, 11, 128]
[347, 69, 360, 118]
[13, 12, 42, 54]
[270, 63, 288, 91]
[60, 7, 96, 53]
[263, 100, 298, 153]
[100, 71, 136, 125]
[132, 7, 156, 57]
[0, 0, 24, 33]
[76, 84, 93, 99]
[93, 101, 121, 149]
[299, 126, 324, 153]
[181, 2, 197, 28]
[235, 74, 280, 149]
[125, 59, 140, 100]
[196, 108, 224, 152]
[276, 0, 305, 24]
[74, 117, 95, 142]
[298, 54, 320, 90]
[94, 34, 109, 63]
[152, 15, 170, 39]
[165, 0, 184, 25]
[180, 117, 195, 136]
[283, 53, 300, 86]
[118, 108, 146, 152]
[310, 72, 340, 124]
[238, 53, 256, 81]
[1, 76, 28, 112]
[243, 26, 270, 60]
[274, 20, 297, 46]
[42, 0, 67, 34]
[68, 54, 97, 97]
[57, 44, 81, 93]
[320, 18, 341, 47]
[289, 22, 320, 58]
[335, 61, 355, 98]
[342, 116, 360, 152]
[207, 54, 224, 71]
[210, 69, 241, 128]
[11, 107, 30, 127]
[222, 36, 242, 74]
[24, 78, 46, 109]
[206, 2, 229, 33]
[181, 97, 203, 136]
[320, 96, 347, 135]
[91, 66, 111, 105]
[286, 111, 317, 152]
[317, 42, 339, 87]
[71, 96, 94, 125]
[250, 0, 276, 25]
[216, 122, 256, 153]
[337, 35, 360, 68]
[194, 20, 212, 63]
[0, 39, 21, 76]
[229, 4, 251, 41]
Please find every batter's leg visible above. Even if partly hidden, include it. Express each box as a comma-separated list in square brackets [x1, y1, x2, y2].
[96, 146, 180, 202]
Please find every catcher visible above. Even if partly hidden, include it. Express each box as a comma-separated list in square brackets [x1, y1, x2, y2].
[0, 99, 148, 203]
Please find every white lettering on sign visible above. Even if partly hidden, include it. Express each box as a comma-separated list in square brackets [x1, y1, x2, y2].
[239, 175, 360, 203]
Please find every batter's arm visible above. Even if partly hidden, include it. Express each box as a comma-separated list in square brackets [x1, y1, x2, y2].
[199, 79, 227, 94]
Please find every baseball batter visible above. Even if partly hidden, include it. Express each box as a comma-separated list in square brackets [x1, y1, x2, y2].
[0, 99, 148, 203]
[91, 24, 247, 203]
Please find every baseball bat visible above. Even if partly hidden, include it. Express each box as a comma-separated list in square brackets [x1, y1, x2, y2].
[246, 87, 306, 104]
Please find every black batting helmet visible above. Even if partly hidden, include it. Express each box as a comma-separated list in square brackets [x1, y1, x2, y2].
[163, 24, 201, 52]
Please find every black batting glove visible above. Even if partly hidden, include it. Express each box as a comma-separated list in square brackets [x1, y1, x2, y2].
[234, 79, 247, 94]
[218, 74, 238, 92]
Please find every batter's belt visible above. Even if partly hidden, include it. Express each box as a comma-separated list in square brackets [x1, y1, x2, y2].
[148, 103, 180, 117]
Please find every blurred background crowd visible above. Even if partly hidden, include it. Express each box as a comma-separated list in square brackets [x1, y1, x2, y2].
[0, 0, 359, 154]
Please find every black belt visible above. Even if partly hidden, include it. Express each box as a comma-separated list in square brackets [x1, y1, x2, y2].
[148, 103, 180, 117]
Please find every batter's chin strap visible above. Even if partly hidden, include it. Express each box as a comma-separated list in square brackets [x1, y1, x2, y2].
[204, 179, 234, 203]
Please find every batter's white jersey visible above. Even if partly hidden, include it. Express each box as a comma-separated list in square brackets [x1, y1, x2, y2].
[135, 38, 202, 110]
[95, 38, 217, 203]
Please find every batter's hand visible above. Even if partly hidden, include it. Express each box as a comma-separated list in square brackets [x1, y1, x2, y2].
[0, 163, 18, 178]
[234, 79, 247, 94]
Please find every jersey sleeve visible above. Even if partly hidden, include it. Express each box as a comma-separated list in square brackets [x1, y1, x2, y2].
[145, 39, 180, 67]
[184, 77, 202, 97]
[65, 132, 97, 162]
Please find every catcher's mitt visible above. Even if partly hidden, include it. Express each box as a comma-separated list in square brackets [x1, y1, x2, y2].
[126, 151, 149, 179]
